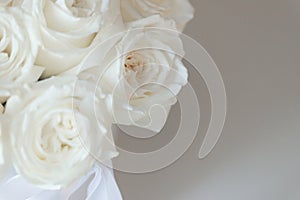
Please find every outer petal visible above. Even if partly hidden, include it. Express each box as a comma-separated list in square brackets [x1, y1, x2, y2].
[121, 0, 194, 31]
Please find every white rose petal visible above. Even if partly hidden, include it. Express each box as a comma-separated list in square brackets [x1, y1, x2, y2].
[78, 15, 188, 132]
[120, 0, 194, 31]
[21, 0, 122, 77]
[0, 109, 10, 180]
[0, 7, 44, 100]
[0, 0, 11, 6]
[0, 0, 23, 6]
[5, 76, 117, 189]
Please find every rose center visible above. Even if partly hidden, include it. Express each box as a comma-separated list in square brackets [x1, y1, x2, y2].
[41, 113, 79, 154]
[124, 53, 146, 75]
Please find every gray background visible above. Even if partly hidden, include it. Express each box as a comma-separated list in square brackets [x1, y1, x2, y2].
[114, 0, 300, 199]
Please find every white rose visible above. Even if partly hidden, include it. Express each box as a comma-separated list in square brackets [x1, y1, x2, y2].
[0, 7, 44, 100]
[78, 15, 188, 132]
[5, 76, 117, 189]
[120, 0, 194, 31]
[21, 0, 122, 77]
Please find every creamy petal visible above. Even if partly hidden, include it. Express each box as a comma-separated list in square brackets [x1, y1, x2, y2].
[121, 0, 194, 31]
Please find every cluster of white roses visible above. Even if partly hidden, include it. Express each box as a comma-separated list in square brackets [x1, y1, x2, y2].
[0, 0, 194, 195]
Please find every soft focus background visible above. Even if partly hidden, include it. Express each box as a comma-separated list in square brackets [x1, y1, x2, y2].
[114, 0, 300, 199]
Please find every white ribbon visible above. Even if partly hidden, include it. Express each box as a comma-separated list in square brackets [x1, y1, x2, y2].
[0, 165, 122, 200]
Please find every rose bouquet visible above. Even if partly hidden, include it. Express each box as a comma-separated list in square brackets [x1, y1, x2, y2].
[0, 0, 194, 199]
